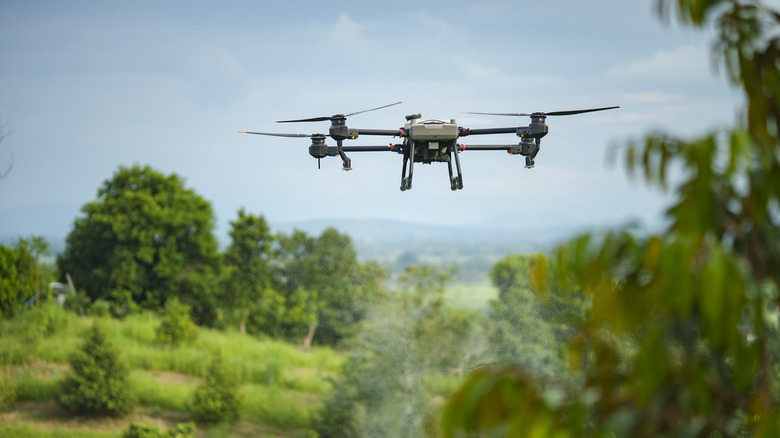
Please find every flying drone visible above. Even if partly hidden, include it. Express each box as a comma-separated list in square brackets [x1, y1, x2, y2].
[238, 102, 619, 191]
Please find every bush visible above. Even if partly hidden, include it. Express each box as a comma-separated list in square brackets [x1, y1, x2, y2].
[55, 323, 134, 416]
[122, 421, 195, 438]
[188, 351, 241, 423]
[155, 298, 198, 347]
[0, 368, 16, 411]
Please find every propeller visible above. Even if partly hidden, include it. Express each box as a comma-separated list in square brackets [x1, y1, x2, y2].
[277, 101, 402, 123]
[462, 105, 619, 117]
[237, 131, 324, 138]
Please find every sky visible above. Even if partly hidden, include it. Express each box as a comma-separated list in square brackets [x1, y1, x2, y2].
[0, 0, 747, 247]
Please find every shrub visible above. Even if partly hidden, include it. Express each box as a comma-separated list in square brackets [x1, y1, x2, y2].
[55, 323, 134, 416]
[188, 351, 241, 423]
[0, 368, 16, 410]
[155, 298, 198, 347]
[122, 421, 195, 438]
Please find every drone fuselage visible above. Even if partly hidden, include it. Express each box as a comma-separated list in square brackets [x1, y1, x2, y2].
[405, 116, 459, 164]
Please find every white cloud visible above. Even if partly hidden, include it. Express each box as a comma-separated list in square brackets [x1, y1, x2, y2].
[605, 44, 713, 83]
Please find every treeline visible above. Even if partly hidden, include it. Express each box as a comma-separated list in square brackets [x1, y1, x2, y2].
[2, 164, 384, 347]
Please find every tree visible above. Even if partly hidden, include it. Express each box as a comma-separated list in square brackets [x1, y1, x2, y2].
[188, 351, 242, 423]
[316, 264, 482, 437]
[156, 297, 198, 346]
[0, 236, 53, 317]
[56, 323, 134, 416]
[443, 1, 780, 436]
[57, 165, 220, 319]
[221, 209, 279, 334]
[309, 228, 385, 346]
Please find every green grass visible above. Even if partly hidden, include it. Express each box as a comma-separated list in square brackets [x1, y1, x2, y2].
[0, 304, 346, 436]
[444, 281, 498, 309]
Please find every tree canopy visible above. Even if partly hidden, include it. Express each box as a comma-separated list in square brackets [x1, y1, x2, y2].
[57, 165, 220, 318]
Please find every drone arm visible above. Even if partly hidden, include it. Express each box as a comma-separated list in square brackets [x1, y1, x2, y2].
[459, 127, 525, 136]
[355, 129, 406, 137]
[340, 145, 403, 153]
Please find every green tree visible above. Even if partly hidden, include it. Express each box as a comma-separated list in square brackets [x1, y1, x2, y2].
[317, 265, 481, 437]
[188, 351, 242, 423]
[443, 1, 780, 437]
[56, 323, 133, 416]
[0, 236, 53, 317]
[486, 254, 574, 380]
[221, 208, 281, 335]
[57, 165, 220, 319]
[156, 297, 198, 346]
[310, 228, 385, 347]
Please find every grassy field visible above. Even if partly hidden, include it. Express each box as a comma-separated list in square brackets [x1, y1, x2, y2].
[0, 304, 343, 437]
[0, 282, 493, 437]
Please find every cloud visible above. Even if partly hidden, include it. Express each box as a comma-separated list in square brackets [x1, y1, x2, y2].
[604, 44, 713, 83]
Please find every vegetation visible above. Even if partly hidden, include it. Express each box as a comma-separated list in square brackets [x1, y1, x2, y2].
[2, 1, 776, 436]
[56, 165, 221, 320]
[188, 351, 242, 423]
[56, 323, 134, 417]
[154, 298, 198, 347]
[443, 0, 780, 436]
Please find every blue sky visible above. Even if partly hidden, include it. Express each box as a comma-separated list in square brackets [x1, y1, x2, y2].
[0, 0, 745, 244]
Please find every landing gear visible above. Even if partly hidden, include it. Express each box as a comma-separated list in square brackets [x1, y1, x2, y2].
[399, 140, 416, 191]
[447, 145, 464, 191]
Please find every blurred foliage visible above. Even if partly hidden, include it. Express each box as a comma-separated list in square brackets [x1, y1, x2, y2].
[444, 0, 780, 436]
[0, 236, 55, 318]
[315, 264, 485, 437]
[0, 367, 15, 411]
[188, 350, 242, 424]
[57, 165, 221, 320]
[56, 322, 134, 416]
[122, 421, 195, 438]
[155, 297, 198, 347]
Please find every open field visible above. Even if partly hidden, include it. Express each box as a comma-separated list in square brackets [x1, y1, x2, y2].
[0, 305, 343, 437]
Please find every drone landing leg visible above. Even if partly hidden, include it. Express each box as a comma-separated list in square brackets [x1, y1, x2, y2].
[447, 159, 456, 191]
[452, 143, 464, 190]
[400, 142, 415, 191]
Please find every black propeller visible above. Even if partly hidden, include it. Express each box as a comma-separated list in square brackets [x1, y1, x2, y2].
[277, 101, 402, 123]
[237, 131, 324, 138]
[463, 105, 619, 117]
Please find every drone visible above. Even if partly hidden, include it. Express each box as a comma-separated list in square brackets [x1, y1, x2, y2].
[239, 102, 619, 191]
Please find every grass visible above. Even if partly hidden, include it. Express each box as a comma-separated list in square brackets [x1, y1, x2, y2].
[444, 281, 498, 309]
[0, 304, 346, 437]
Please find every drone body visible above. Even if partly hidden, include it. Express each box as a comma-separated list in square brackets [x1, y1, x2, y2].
[239, 103, 618, 191]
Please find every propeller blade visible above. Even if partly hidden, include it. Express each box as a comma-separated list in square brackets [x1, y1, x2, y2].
[276, 116, 333, 123]
[276, 101, 402, 123]
[544, 106, 620, 116]
[462, 106, 619, 117]
[345, 101, 403, 117]
[238, 131, 322, 138]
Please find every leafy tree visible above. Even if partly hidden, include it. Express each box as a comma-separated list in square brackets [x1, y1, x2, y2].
[221, 208, 280, 334]
[57, 165, 220, 319]
[310, 228, 385, 346]
[188, 351, 242, 423]
[486, 254, 572, 380]
[0, 236, 53, 317]
[156, 297, 198, 346]
[443, 1, 780, 436]
[271, 228, 383, 346]
[56, 323, 133, 416]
